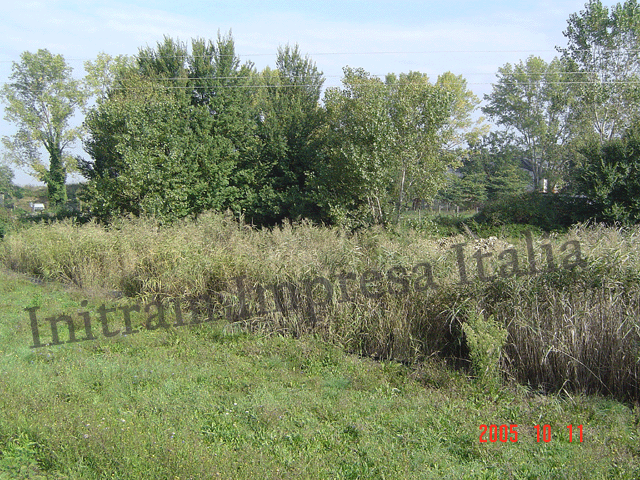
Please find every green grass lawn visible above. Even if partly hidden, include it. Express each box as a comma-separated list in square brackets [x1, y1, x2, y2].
[0, 269, 638, 479]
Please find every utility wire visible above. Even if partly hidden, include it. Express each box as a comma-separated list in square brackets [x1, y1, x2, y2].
[2, 47, 640, 63]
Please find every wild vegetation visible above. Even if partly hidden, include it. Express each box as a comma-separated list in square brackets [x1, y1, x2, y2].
[1, 214, 638, 403]
[0, 216, 639, 478]
[1, 0, 640, 477]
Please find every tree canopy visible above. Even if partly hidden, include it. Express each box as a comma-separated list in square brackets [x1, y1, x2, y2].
[559, 0, 640, 141]
[317, 68, 455, 225]
[80, 35, 251, 222]
[482, 56, 572, 190]
[6, 1, 640, 227]
[1, 49, 87, 206]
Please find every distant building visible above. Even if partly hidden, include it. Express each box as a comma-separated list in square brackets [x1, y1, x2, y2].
[29, 202, 45, 212]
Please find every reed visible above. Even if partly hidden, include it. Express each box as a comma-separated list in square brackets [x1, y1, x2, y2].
[2, 213, 639, 401]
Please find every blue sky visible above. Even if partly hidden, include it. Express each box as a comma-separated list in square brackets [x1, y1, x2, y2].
[1, 0, 594, 185]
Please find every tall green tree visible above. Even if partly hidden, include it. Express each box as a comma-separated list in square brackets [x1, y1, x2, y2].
[319, 68, 400, 224]
[385, 72, 455, 223]
[80, 73, 235, 222]
[318, 67, 453, 225]
[574, 122, 640, 223]
[483, 56, 572, 190]
[559, 0, 640, 141]
[80, 34, 257, 222]
[185, 33, 260, 216]
[1, 49, 87, 206]
[249, 44, 325, 223]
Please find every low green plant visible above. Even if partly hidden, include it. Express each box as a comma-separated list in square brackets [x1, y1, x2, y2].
[461, 305, 508, 392]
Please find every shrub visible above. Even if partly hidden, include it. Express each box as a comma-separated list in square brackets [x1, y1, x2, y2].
[573, 126, 640, 224]
[474, 192, 596, 231]
[461, 305, 507, 391]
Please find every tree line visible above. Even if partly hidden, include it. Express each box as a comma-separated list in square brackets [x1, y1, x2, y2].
[2, 0, 640, 226]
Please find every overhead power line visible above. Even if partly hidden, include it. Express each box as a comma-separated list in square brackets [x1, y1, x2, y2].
[0, 49, 565, 63]
[2, 46, 639, 64]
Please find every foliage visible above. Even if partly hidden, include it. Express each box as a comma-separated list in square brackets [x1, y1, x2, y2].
[559, 0, 640, 142]
[482, 56, 573, 189]
[80, 34, 261, 222]
[319, 68, 454, 225]
[438, 169, 488, 211]
[83, 52, 134, 103]
[474, 192, 595, 231]
[462, 306, 507, 391]
[81, 35, 333, 225]
[573, 122, 640, 223]
[0, 49, 87, 207]
[0, 208, 11, 239]
[80, 74, 236, 222]
[435, 72, 490, 154]
[244, 44, 325, 224]
[76, 35, 490, 227]
[438, 132, 531, 209]
[0, 165, 15, 197]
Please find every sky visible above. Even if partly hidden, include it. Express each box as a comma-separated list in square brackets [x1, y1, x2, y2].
[0, 0, 594, 185]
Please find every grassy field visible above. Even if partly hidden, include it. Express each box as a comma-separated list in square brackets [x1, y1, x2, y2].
[0, 214, 639, 478]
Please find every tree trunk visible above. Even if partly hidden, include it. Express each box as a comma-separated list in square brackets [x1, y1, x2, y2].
[395, 167, 406, 224]
[47, 146, 68, 207]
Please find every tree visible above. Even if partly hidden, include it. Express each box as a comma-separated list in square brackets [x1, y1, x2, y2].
[438, 132, 530, 209]
[435, 72, 490, 154]
[0, 49, 87, 207]
[80, 34, 255, 222]
[431, 72, 491, 211]
[385, 72, 454, 223]
[483, 140, 532, 198]
[559, 0, 640, 141]
[84, 52, 134, 103]
[137, 35, 190, 86]
[438, 168, 488, 211]
[483, 56, 572, 190]
[574, 122, 640, 223]
[248, 44, 325, 223]
[184, 33, 260, 217]
[0, 164, 15, 197]
[318, 67, 453, 225]
[80, 74, 235, 222]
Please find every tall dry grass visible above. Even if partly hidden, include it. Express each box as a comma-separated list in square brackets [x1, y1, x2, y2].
[1, 213, 638, 402]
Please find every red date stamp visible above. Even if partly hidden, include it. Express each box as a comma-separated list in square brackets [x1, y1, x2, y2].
[479, 424, 583, 443]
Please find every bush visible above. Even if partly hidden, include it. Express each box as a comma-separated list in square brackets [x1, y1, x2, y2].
[462, 305, 507, 391]
[474, 192, 596, 231]
[0, 208, 14, 238]
[573, 126, 640, 224]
